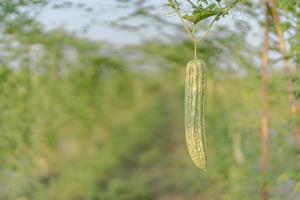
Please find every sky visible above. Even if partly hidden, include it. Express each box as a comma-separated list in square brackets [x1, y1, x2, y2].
[35, 0, 167, 44]
[34, 0, 261, 46]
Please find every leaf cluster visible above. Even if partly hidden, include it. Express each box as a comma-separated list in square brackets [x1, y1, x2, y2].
[167, 0, 239, 25]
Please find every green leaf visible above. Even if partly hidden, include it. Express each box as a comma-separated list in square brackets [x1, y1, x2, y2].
[198, 0, 209, 5]
[183, 4, 222, 24]
[167, 0, 177, 10]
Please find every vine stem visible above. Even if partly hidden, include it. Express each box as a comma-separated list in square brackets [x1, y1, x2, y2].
[172, 2, 217, 61]
[186, 0, 197, 8]
[172, 0, 239, 60]
[194, 41, 197, 60]
[174, 7, 197, 43]
[195, 17, 217, 42]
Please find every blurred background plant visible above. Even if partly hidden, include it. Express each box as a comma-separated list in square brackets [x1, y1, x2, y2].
[0, 0, 299, 200]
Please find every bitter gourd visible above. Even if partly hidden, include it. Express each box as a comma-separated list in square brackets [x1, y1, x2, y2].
[184, 59, 207, 170]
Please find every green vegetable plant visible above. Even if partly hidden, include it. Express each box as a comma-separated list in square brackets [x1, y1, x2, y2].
[166, 0, 239, 169]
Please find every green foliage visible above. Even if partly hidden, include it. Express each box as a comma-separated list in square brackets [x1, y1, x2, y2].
[183, 4, 222, 24]
[168, 0, 239, 25]
[0, 0, 45, 18]
[0, 27, 298, 199]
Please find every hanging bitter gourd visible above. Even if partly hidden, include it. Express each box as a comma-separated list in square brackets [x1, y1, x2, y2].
[184, 59, 207, 170]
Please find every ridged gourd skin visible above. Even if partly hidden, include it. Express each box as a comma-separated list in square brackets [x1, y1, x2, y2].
[184, 59, 207, 170]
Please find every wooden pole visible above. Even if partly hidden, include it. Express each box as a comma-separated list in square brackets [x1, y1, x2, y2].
[261, 0, 270, 199]
[270, 0, 300, 148]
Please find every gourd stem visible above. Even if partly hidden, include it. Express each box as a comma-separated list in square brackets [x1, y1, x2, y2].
[194, 41, 197, 60]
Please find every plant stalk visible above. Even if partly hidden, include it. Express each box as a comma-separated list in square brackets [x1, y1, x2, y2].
[270, 0, 300, 148]
[261, 0, 270, 199]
